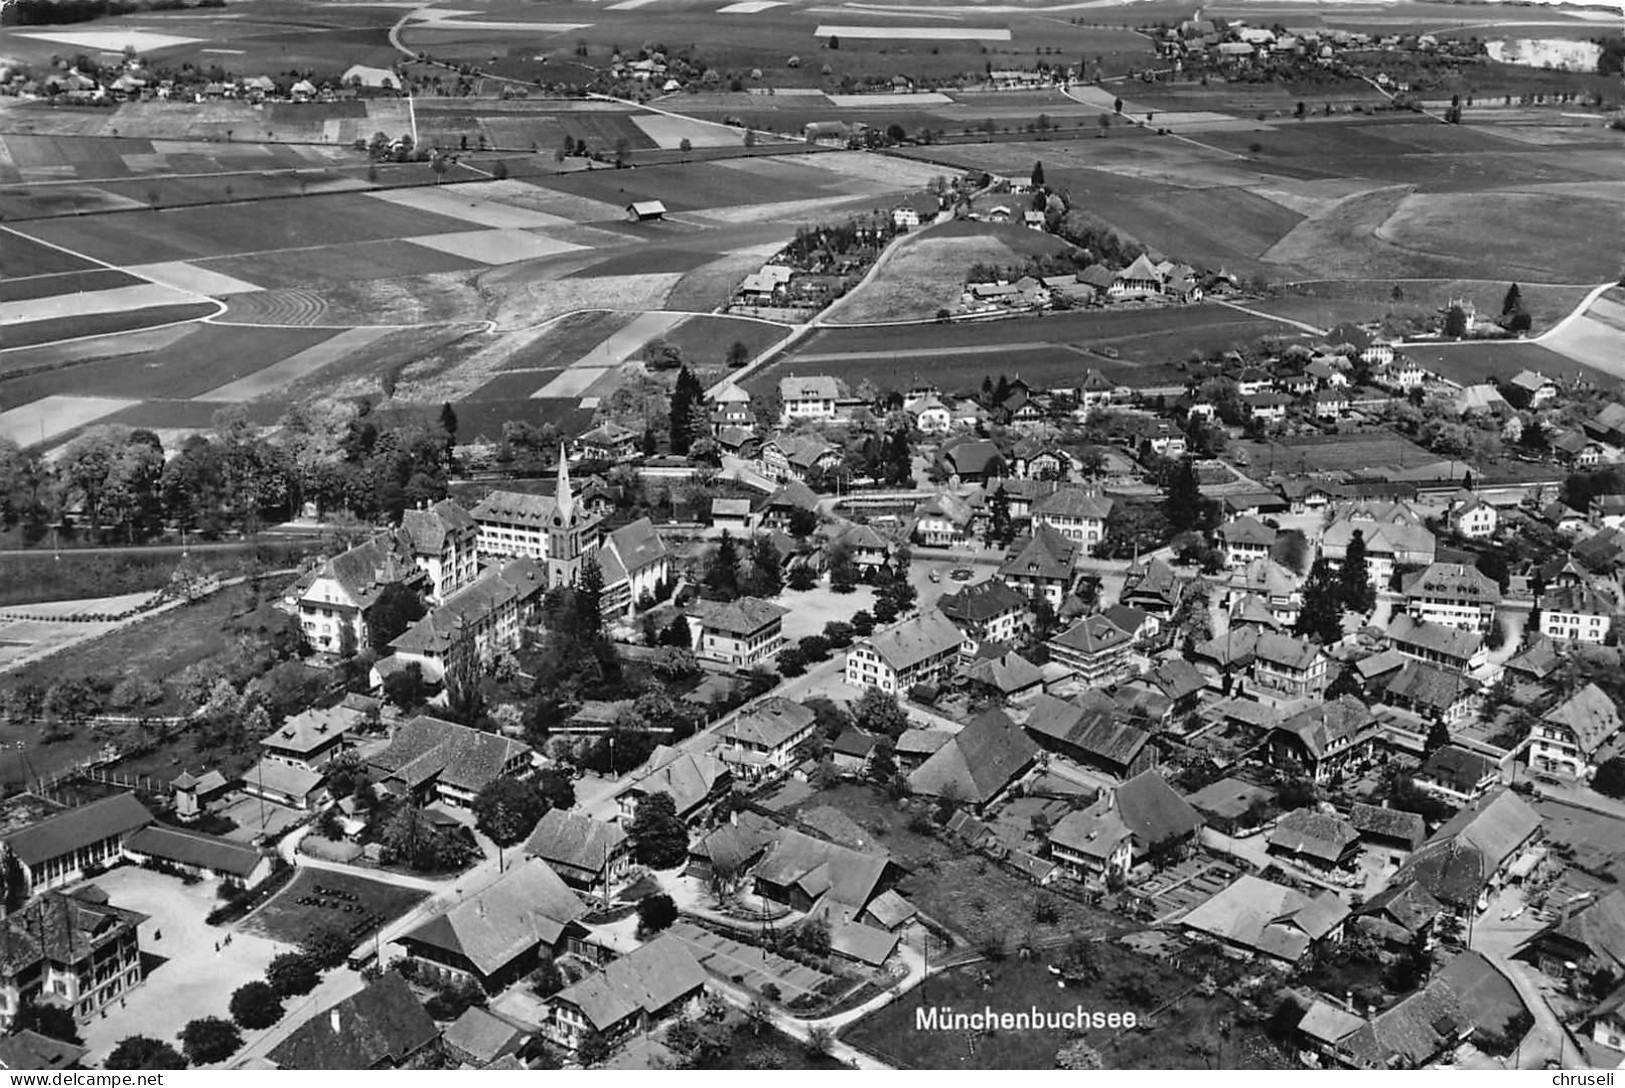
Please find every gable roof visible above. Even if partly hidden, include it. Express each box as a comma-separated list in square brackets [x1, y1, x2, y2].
[369, 715, 531, 795]
[601, 519, 669, 578]
[1276, 696, 1372, 760]
[779, 375, 840, 401]
[753, 829, 894, 910]
[1114, 770, 1204, 846]
[402, 861, 585, 976]
[524, 809, 627, 875]
[1542, 683, 1622, 756]
[1335, 978, 1471, 1069]
[727, 697, 816, 750]
[1392, 788, 1539, 906]
[390, 558, 547, 656]
[443, 1006, 525, 1065]
[262, 705, 360, 756]
[1180, 874, 1349, 962]
[307, 532, 422, 609]
[1220, 516, 1278, 547]
[937, 579, 1027, 626]
[1384, 659, 1476, 712]
[1255, 632, 1321, 671]
[963, 650, 1044, 695]
[1349, 802, 1426, 847]
[268, 972, 438, 1069]
[1546, 890, 1625, 974]
[399, 499, 476, 555]
[1269, 808, 1358, 862]
[687, 596, 788, 636]
[998, 523, 1077, 581]
[1032, 487, 1113, 521]
[1023, 693, 1151, 769]
[1387, 614, 1481, 662]
[125, 825, 265, 878]
[908, 709, 1036, 804]
[0, 793, 153, 868]
[859, 611, 965, 673]
[552, 934, 707, 1031]
[619, 745, 728, 817]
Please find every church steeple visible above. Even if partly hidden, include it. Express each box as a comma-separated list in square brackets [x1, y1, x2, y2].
[556, 443, 575, 525]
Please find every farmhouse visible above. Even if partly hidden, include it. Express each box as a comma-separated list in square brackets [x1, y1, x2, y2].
[543, 936, 708, 1053]
[751, 829, 901, 922]
[398, 860, 589, 991]
[1048, 770, 1201, 883]
[524, 809, 629, 892]
[907, 709, 1037, 810]
[1528, 683, 1622, 780]
[0, 793, 153, 896]
[367, 715, 532, 809]
[1181, 874, 1348, 964]
[999, 524, 1079, 608]
[1024, 693, 1157, 778]
[615, 746, 730, 825]
[1268, 809, 1359, 871]
[268, 972, 440, 1070]
[686, 597, 788, 667]
[760, 432, 841, 483]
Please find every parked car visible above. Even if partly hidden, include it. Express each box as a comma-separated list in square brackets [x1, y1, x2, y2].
[950, 567, 973, 581]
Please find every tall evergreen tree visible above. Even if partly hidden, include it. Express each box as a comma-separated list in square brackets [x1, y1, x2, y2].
[1502, 282, 1523, 317]
[1294, 557, 1344, 644]
[1163, 455, 1205, 535]
[706, 530, 740, 597]
[576, 556, 605, 634]
[1030, 160, 1045, 188]
[669, 365, 705, 454]
[884, 427, 913, 486]
[1338, 528, 1377, 613]
[988, 484, 1013, 546]
[748, 534, 784, 597]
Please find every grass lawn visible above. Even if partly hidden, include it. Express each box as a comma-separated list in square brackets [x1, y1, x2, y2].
[695, 1020, 849, 1070]
[239, 868, 428, 949]
[789, 784, 1124, 947]
[842, 944, 1292, 1070]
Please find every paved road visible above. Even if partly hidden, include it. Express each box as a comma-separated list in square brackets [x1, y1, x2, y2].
[1471, 885, 1583, 1070]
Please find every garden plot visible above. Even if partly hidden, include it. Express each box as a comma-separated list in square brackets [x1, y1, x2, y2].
[197, 327, 394, 401]
[0, 281, 200, 325]
[127, 261, 262, 297]
[632, 114, 742, 149]
[568, 310, 686, 367]
[813, 24, 1010, 39]
[367, 184, 574, 229]
[0, 395, 140, 445]
[407, 228, 586, 264]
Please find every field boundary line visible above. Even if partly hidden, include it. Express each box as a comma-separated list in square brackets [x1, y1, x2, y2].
[1214, 298, 1326, 336]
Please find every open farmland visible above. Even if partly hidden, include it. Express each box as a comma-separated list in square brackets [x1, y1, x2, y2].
[755, 305, 1305, 395]
[827, 219, 1076, 323]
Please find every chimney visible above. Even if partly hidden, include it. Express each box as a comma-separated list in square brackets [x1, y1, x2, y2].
[330, 1009, 342, 1034]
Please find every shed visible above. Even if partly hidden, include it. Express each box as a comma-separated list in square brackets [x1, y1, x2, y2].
[627, 200, 667, 221]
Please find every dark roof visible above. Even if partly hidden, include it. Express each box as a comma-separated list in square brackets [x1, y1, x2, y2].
[1392, 789, 1539, 907]
[524, 809, 627, 875]
[861, 611, 966, 672]
[402, 861, 585, 976]
[1349, 802, 1426, 847]
[1416, 745, 1497, 794]
[998, 524, 1078, 582]
[0, 793, 153, 867]
[1276, 696, 1372, 761]
[1050, 614, 1131, 655]
[1362, 880, 1444, 936]
[1542, 684, 1623, 757]
[1024, 693, 1150, 769]
[0, 1030, 87, 1071]
[753, 829, 894, 911]
[908, 709, 1037, 804]
[369, 716, 530, 795]
[0, 890, 147, 977]
[1269, 808, 1358, 863]
[1114, 770, 1203, 846]
[1545, 890, 1625, 973]
[938, 579, 1027, 625]
[1335, 978, 1471, 1069]
[268, 972, 439, 1069]
[125, 825, 266, 878]
[553, 935, 707, 1031]
[399, 499, 475, 554]
[686, 596, 788, 636]
[1384, 659, 1476, 712]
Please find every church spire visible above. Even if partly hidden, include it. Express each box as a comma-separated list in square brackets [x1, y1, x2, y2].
[556, 443, 574, 523]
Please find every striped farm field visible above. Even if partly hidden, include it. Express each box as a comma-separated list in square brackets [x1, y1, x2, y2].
[3, 303, 218, 351]
[0, 269, 141, 303]
[0, 230, 97, 278]
[493, 311, 636, 371]
[9, 192, 479, 264]
[197, 327, 396, 401]
[199, 239, 485, 290]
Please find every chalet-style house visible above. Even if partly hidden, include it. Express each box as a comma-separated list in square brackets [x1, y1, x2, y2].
[1266, 697, 1375, 784]
[1251, 632, 1328, 698]
[524, 809, 630, 893]
[367, 715, 532, 809]
[844, 611, 965, 693]
[614, 746, 730, 825]
[716, 697, 817, 782]
[685, 597, 787, 667]
[937, 578, 1031, 653]
[398, 861, 589, 991]
[1048, 770, 1202, 884]
[778, 375, 841, 424]
[998, 524, 1079, 608]
[543, 936, 709, 1053]
[1529, 683, 1622, 780]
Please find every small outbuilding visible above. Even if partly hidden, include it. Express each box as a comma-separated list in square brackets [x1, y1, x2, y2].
[627, 200, 667, 221]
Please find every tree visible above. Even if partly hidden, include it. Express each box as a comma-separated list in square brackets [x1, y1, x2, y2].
[578, 1029, 611, 1067]
[627, 791, 688, 868]
[1594, 757, 1625, 799]
[1163, 455, 1208, 534]
[576, 556, 605, 635]
[678, 136, 692, 159]
[473, 777, 548, 846]
[1338, 529, 1376, 614]
[988, 484, 1013, 546]
[1294, 557, 1343, 644]
[1113, 96, 1123, 113]
[179, 1017, 242, 1065]
[669, 365, 706, 455]
[1030, 160, 1045, 187]
[706, 530, 741, 598]
[827, 542, 857, 593]
[1502, 282, 1523, 317]
[438, 401, 459, 443]
[805, 1026, 835, 1057]
[1056, 1039, 1102, 1069]
[851, 686, 909, 738]
[228, 981, 284, 1030]
[1445, 304, 1469, 338]
[536, 768, 576, 811]
[1424, 718, 1452, 758]
[726, 340, 751, 369]
[367, 581, 426, 655]
[382, 662, 427, 712]
[265, 952, 321, 997]
[748, 533, 784, 597]
[106, 1037, 187, 1070]
[12, 1000, 80, 1044]
[636, 892, 679, 936]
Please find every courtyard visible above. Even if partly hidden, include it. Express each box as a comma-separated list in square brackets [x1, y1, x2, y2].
[74, 865, 291, 1066]
[238, 868, 429, 951]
